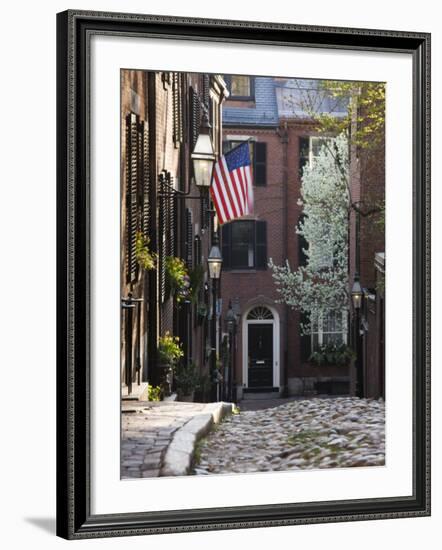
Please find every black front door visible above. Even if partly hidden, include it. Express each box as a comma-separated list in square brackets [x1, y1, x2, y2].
[248, 323, 273, 388]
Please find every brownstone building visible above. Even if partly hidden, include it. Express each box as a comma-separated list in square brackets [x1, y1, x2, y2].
[220, 76, 385, 400]
[120, 70, 228, 399]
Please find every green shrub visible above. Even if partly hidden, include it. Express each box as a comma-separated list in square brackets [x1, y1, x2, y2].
[309, 343, 355, 366]
[148, 384, 162, 401]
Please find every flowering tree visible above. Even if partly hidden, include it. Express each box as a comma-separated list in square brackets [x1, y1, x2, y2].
[269, 132, 349, 334]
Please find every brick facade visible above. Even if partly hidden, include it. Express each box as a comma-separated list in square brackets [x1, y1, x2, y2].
[222, 77, 385, 399]
[121, 70, 228, 398]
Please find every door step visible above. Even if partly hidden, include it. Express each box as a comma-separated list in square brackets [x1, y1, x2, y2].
[242, 387, 281, 400]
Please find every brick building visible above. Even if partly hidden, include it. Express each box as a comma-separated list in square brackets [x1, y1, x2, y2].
[220, 76, 385, 400]
[120, 70, 228, 399]
[348, 89, 386, 399]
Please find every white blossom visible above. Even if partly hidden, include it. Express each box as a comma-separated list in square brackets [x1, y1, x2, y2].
[269, 132, 350, 333]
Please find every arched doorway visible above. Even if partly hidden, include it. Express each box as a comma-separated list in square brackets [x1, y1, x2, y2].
[242, 305, 280, 389]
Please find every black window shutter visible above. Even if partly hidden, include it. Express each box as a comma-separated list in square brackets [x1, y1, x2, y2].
[168, 189, 176, 259]
[202, 74, 210, 108]
[255, 221, 267, 269]
[190, 87, 201, 150]
[185, 209, 193, 270]
[141, 121, 151, 239]
[158, 174, 167, 303]
[172, 73, 183, 147]
[300, 311, 312, 362]
[194, 235, 202, 266]
[126, 112, 139, 284]
[254, 142, 267, 186]
[221, 224, 232, 269]
[299, 137, 310, 176]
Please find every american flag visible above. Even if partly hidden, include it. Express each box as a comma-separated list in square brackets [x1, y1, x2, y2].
[210, 142, 254, 225]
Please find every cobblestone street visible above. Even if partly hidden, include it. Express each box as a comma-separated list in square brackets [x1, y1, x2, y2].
[193, 397, 385, 475]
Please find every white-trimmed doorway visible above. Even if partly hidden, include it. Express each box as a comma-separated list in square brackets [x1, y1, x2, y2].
[242, 305, 280, 390]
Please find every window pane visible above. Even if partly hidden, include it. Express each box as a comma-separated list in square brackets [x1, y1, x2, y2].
[231, 221, 254, 268]
[231, 76, 251, 97]
[231, 245, 250, 268]
[323, 310, 343, 332]
[311, 333, 319, 349]
[323, 333, 344, 345]
[226, 140, 254, 166]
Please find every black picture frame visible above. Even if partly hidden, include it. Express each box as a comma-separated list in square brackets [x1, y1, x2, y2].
[56, 9, 431, 540]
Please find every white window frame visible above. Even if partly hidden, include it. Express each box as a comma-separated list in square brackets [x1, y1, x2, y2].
[308, 136, 336, 167]
[310, 308, 348, 351]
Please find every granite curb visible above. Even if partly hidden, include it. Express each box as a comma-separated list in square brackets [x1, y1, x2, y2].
[160, 402, 233, 477]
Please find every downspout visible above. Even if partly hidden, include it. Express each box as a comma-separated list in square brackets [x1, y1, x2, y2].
[277, 122, 289, 396]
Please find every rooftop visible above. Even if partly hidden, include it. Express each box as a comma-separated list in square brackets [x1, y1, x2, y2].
[223, 77, 348, 126]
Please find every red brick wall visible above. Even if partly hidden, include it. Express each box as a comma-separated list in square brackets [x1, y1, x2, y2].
[221, 123, 358, 394]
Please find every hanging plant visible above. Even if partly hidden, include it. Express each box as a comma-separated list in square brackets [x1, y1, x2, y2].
[135, 232, 157, 271]
[165, 256, 190, 302]
[157, 332, 184, 368]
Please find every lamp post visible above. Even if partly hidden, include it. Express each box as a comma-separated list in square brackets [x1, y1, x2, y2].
[351, 273, 363, 398]
[226, 301, 238, 403]
[208, 234, 222, 401]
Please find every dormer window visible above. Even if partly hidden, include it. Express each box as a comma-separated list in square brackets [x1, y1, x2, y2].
[224, 75, 255, 100]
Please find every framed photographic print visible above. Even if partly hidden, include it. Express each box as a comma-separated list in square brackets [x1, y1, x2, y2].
[56, 9, 430, 539]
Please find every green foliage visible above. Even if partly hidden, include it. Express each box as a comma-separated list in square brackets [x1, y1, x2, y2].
[309, 343, 355, 367]
[157, 332, 184, 367]
[135, 232, 157, 271]
[148, 384, 162, 401]
[294, 79, 385, 151]
[165, 256, 190, 302]
[189, 265, 205, 304]
[174, 362, 200, 397]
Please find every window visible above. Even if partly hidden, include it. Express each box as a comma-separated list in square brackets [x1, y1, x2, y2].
[310, 309, 348, 351]
[222, 220, 267, 270]
[247, 306, 274, 320]
[299, 136, 336, 175]
[224, 75, 255, 100]
[223, 140, 267, 186]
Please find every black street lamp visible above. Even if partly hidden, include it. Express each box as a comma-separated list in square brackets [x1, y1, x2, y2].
[191, 112, 216, 190]
[351, 275, 363, 310]
[208, 241, 223, 281]
[208, 235, 222, 401]
[158, 111, 216, 199]
[351, 273, 363, 398]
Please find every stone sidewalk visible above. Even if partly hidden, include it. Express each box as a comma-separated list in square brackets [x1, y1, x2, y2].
[121, 400, 232, 478]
